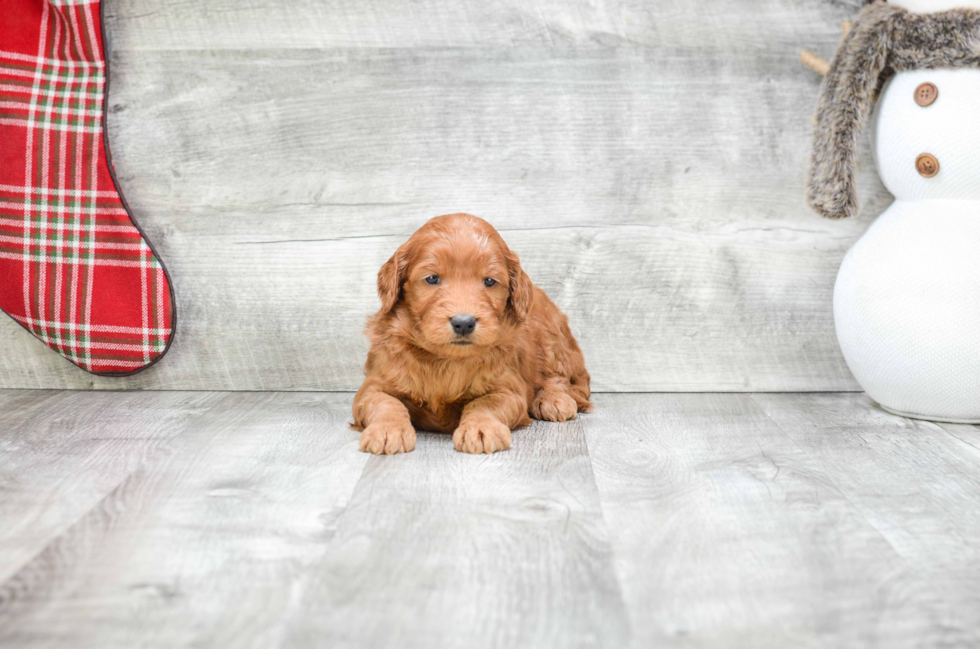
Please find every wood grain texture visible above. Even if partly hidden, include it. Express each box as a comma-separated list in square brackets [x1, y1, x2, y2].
[101, 0, 868, 51]
[285, 418, 629, 649]
[3, 391, 980, 646]
[0, 391, 369, 648]
[0, 0, 891, 390]
[752, 393, 980, 647]
[583, 393, 969, 648]
[0, 390, 223, 584]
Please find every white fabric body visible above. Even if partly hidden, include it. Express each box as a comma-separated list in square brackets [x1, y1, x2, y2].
[872, 69, 980, 201]
[891, 0, 980, 12]
[836, 69, 980, 421]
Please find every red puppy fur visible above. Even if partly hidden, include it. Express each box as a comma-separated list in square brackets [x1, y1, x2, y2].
[353, 213, 591, 455]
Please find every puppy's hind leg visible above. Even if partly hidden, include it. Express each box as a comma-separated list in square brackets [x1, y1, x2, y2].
[531, 377, 580, 422]
[531, 319, 593, 422]
[567, 366, 592, 414]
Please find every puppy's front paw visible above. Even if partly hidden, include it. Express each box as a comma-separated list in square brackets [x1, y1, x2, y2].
[453, 416, 512, 454]
[359, 419, 416, 455]
[531, 389, 578, 422]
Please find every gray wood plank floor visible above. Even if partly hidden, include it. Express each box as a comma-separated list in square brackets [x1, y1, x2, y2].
[2, 390, 979, 648]
[0, 0, 889, 392]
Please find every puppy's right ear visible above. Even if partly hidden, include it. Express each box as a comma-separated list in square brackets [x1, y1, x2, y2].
[377, 246, 408, 313]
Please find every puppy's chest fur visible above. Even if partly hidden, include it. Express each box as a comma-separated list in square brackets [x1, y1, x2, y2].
[383, 348, 530, 432]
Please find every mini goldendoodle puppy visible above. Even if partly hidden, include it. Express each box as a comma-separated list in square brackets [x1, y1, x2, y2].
[353, 213, 591, 455]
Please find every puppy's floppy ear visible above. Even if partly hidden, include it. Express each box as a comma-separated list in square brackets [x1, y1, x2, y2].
[505, 249, 533, 322]
[377, 245, 409, 313]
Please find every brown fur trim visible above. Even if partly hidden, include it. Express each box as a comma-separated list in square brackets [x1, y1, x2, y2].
[807, 2, 980, 219]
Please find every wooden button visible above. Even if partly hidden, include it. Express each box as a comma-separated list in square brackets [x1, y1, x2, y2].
[914, 82, 938, 107]
[915, 153, 940, 178]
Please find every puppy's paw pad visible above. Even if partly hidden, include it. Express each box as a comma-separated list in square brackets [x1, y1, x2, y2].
[452, 417, 512, 455]
[531, 391, 578, 422]
[359, 421, 416, 455]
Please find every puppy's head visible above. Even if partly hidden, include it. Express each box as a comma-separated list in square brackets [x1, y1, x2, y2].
[377, 213, 532, 356]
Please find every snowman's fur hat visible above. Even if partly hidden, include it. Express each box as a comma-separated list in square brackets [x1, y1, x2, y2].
[808, 1, 980, 219]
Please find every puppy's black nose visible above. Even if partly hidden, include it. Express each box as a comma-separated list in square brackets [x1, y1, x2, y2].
[450, 314, 477, 336]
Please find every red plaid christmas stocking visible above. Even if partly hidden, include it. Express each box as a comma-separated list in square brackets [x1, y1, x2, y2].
[0, 0, 175, 375]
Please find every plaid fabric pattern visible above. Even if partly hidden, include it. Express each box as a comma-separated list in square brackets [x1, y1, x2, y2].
[0, 0, 174, 375]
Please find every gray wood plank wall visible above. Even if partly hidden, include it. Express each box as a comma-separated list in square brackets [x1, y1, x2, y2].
[0, 0, 889, 391]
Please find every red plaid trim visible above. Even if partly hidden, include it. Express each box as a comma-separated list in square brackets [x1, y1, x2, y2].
[0, 0, 174, 375]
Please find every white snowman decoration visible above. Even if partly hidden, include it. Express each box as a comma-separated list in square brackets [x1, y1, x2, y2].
[806, 0, 980, 422]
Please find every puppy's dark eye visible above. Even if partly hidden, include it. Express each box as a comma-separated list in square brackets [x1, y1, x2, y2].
[425, 275, 440, 285]
[483, 278, 497, 287]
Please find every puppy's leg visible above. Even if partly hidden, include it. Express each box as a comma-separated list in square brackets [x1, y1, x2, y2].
[567, 367, 592, 414]
[453, 391, 527, 455]
[531, 377, 580, 422]
[352, 380, 416, 455]
[531, 324, 592, 422]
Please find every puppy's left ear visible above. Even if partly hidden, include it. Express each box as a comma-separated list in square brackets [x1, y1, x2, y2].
[505, 249, 533, 322]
